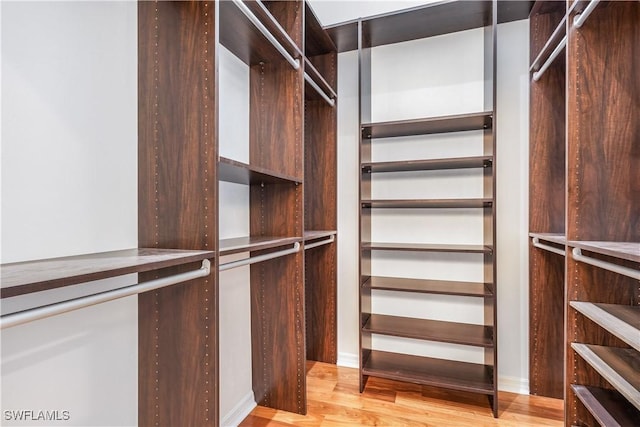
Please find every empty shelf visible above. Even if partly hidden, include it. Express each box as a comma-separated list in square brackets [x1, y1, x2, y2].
[304, 2, 336, 56]
[219, 236, 302, 256]
[364, 276, 492, 297]
[572, 344, 640, 411]
[0, 249, 215, 299]
[218, 157, 302, 185]
[572, 384, 640, 427]
[362, 156, 492, 173]
[362, 199, 492, 209]
[568, 241, 640, 263]
[570, 302, 640, 351]
[362, 350, 494, 395]
[363, 314, 493, 347]
[362, 242, 492, 254]
[362, 112, 492, 139]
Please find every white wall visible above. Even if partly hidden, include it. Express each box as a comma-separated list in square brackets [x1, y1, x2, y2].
[1, 1, 138, 426]
[332, 11, 531, 392]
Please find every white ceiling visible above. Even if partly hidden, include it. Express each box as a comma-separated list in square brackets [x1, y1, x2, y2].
[307, 0, 438, 26]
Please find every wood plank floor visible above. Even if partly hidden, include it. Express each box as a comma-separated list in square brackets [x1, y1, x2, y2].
[240, 361, 564, 426]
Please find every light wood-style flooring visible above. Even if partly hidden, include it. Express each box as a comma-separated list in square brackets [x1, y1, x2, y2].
[240, 361, 563, 426]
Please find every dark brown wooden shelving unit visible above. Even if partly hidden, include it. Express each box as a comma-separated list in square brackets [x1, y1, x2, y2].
[363, 314, 494, 347]
[334, 1, 499, 414]
[362, 156, 492, 173]
[572, 385, 640, 427]
[361, 112, 492, 139]
[364, 276, 493, 298]
[361, 198, 493, 209]
[529, 2, 640, 425]
[219, 236, 302, 256]
[218, 157, 302, 185]
[362, 350, 494, 395]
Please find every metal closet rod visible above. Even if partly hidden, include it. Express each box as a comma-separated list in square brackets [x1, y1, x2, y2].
[304, 73, 336, 107]
[232, 0, 300, 71]
[305, 235, 335, 250]
[532, 237, 566, 256]
[574, 0, 600, 29]
[0, 259, 211, 330]
[572, 248, 640, 280]
[219, 242, 300, 271]
[532, 35, 566, 82]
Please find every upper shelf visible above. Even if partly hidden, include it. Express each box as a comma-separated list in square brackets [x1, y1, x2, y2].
[529, 232, 566, 246]
[219, 0, 303, 67]
[362, 156, 492, 173]
[305, 1, 336, 57]
[568, 241, 640, 263]
[0, 248, 215, 299]
[218, 157, 302, 185]
[304, 230, 337, 241]
[363, 242, 493, 254]
[326, 1, 533, 53]
[219, 236, 301, 256]
[362, 112, 492, 139]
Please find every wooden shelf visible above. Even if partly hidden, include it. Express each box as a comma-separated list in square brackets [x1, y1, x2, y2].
[362, 112, 492, 139]
[362, 156, 492, 173]
[326, 1, 532, 53]
[304, 58, 337, 103]
[304, 230, 336, 241]
[529, 232, 566, 246]
[304, 2, 336, 57]
[568, 241, 640, 263]
[362, 350, 494, 395]
[218, 157, 302, 185]
[0, 248, 214, 299]
[572, 384, 640, 427]
[364, 276, 492, 297]
[572, 344, 640, 411]
[570, 302, 640, 352]
[363, 314, 493, 348]
[219, 0, 302, 67]
[361, 198, 493, 209]
[362, 242, 492, 254]
[219, 236, 301, 256]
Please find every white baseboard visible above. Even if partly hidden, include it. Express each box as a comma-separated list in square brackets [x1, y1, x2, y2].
[337, 351, 358, 368]
[221, 391, 256, 427]
[498, 375, 529, 395]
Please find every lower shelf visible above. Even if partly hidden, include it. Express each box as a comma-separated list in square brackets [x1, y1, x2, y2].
[572, 384, 640, 427]
[362, 350, 494, 395]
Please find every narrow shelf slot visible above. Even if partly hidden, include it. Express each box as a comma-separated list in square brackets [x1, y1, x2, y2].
[0, 249, 214, 299]
[364, 276, 492, 297]
[568, 241, 640, 263]
[572, 384, 640, 427]
[362, 112, 492, 139]
[362, 242, 493, 254]
[362, 156, 492, 173]
[572, 343, 640, 411]
[362, 350, 494, 395]
[218, 156, 302, 185]
[362, 198, 493, 209]
[219, 236, 302, 256]
[570, 302, 640, 352]
[363, 314, 494, 347]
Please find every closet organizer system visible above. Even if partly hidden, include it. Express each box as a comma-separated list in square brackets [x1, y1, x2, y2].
[0, 1, 337, 426]
[326, 0, 529, 417]
[529, 1, 639, 426]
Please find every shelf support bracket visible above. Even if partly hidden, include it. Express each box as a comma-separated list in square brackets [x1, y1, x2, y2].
[0, 259, 212, 330]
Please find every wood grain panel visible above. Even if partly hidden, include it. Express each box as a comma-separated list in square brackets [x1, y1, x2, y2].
[138, 1, 218, 426]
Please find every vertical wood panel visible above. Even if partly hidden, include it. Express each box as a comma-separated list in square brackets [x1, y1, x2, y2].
[138, 1, 218, 425]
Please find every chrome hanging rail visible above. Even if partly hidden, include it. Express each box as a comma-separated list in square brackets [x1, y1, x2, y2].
[304, 73, 336, 107]
[532, 35, 566, 82]
[573, 0, 600, 29]
[572, 248, 640, 280]
[304, 235, 335, 250]
[1, 259, 211, 330]
[219, 242, 300, 271]
[532, 237, 566, 256]
[232, 0, 300, 70]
